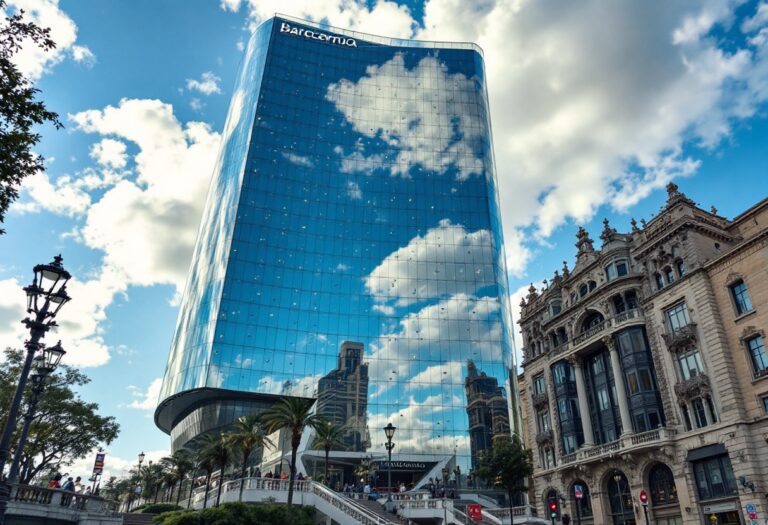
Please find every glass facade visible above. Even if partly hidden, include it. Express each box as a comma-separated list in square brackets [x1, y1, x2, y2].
[156, 16, 517, 482]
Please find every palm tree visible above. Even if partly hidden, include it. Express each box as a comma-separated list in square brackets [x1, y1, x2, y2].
[226, 414, 274, 501]
[312, 419, 346, 487]
[262, 397, 321, 507]
[200, 433, 232, 507]
[195, 443, 216, 509]
[162, 450, 194, 505]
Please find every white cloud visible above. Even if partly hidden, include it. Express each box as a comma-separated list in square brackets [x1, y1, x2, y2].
[367, 393, 469, 454]
[282, 152, 313, 167]
[12, 172, 91, 217]
[70, 98, 221, 291]
[5, 0, 93, 80]
[67, 448, 168, 481]
[345, 180, 362, 200]
[89, 138, 128, 169]
[0, 269, 121, 368]
[234, 0, 414, 38]
[327, 53, 485, 181]
[127, 378, 163, 410]
[417, 0, 768, 242]
[406, 361, 463, 391]
[186, 71, 222, 95]
[367, 293, 502, 395]
[70, 44, 96, 66]
[365, 219, 494, 308]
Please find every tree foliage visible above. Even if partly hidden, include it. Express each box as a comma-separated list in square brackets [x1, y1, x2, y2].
[226, 414, 273, 501]
[311, 419, 345, 486]
[0, 0, 63, 234]
[262, 397, 321, 507]
[0, 348, 120, 483]
[475, 436, 532, 525]
[153, 502, 314, 525]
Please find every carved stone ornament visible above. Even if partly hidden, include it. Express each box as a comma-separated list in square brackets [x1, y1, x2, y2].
[536, 430, 554, 445]
[674, 374, 711, 401]
[661, 323, 698, 353]
[532, 392, 549, 410]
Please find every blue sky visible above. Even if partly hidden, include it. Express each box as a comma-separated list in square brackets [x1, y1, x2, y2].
[1, 0, 767, 476]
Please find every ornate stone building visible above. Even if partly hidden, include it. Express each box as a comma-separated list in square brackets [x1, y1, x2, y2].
[519, 184, 768, 525]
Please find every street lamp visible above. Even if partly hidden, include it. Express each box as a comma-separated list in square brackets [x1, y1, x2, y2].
[0, 256, 71, 525]
[130, 452, 146, 511]
[7, 342, 66, 483]
[384, 423, 396, 513]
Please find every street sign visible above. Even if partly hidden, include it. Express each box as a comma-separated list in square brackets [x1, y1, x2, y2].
[639, 490, 648, 506]
[748, 512, 757, 520]
[467, 504, 482, 522]
[574, 485, 583, 500]
[746, 504, 755, 513]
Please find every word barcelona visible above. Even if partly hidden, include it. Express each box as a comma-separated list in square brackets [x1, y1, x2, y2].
[280, 22, 358, 48]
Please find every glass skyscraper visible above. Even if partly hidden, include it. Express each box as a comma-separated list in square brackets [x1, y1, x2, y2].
[156, 14, 519, 485]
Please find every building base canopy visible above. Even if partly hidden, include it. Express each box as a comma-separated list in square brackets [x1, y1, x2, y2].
[155, 387, 313, 451]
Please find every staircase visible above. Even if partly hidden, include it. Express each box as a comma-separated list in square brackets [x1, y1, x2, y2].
[354, 498, 410, 524]
[122, 513, 156, 525]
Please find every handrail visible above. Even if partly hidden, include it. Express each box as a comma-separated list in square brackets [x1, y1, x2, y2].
[311, 481, 395, 525]
[8, 483, 119, 515]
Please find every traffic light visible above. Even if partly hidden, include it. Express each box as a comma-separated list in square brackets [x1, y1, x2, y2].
[548, 499, 558, 518]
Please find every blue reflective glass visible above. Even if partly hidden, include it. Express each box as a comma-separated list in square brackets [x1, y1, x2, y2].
[158, 17, 518, 482]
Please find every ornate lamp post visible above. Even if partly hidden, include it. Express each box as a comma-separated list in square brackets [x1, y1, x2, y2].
[0, 256, 71, 525]
[129, 452, 146, 511]
[7, 342, 66, 483]
[383, 423, 396, 512]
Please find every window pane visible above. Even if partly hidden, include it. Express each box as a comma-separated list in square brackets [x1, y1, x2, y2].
[666, 303, 690, 332]
[731, 280, 753, 315]
[748, 336, 768, 375]
[617, 261, 628, 276]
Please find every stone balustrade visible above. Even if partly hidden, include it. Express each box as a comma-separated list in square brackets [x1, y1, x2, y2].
[550, 428, 676, 469]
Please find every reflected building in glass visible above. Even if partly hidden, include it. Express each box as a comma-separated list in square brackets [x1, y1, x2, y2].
[155, 14, 520, 485]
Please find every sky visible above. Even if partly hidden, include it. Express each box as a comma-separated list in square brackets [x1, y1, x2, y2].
[1, 0, 768, 479]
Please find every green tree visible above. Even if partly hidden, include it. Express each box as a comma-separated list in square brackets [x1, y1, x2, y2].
[475, 436, 533, 525]
[261, 397, 321, 507]
[226, 414, 273, 501]
[0, 348, 119, 483]
[162, 449, 194, 506]
[140, 461, 165, 504]
[311, 419, 345, 487]
[195, 443, 215, 510]
[0, 0, 63, 234]
[199, 433, 231, 507]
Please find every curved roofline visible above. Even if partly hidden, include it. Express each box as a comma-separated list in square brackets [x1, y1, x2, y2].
[269, 13, 484, 56]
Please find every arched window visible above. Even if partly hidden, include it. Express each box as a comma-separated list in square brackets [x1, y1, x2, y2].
[655, 273, 664, 291]
[612, 294, 626, 314]
[649, 463, 678, 506]
[607, 470, 633, 525]
[570, 480, 592, 517]
[579, 283, 589, 298]
[581, 311, 604, 332]
[549, 300, 562, 316]
[588, 280, 597, 292]
[664, 267, 675, 285]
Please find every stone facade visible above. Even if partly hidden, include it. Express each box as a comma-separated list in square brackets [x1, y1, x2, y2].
[519, 184, 768, 525]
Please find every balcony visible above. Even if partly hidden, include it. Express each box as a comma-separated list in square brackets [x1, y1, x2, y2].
[614, 308, 643, 327]
[572, 319, 609, 347]
[674, 374, 711, 401]
[662, 323, 698, 353]
[531, 391, 549, 410]
[535, 429, 554, 445]
[554, 428, 677, 468]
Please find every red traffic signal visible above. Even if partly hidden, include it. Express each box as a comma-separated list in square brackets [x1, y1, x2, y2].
[549, 500, 559, 514]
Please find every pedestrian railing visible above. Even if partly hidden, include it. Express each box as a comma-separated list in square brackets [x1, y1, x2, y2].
[8, 483, 119, 515]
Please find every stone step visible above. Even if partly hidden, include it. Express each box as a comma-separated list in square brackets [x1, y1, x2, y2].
[353, 498, 409, 524]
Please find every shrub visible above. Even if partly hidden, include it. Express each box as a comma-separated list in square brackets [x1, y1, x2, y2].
[152, 502, 313, 525]
[137, 503, 184, 514]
